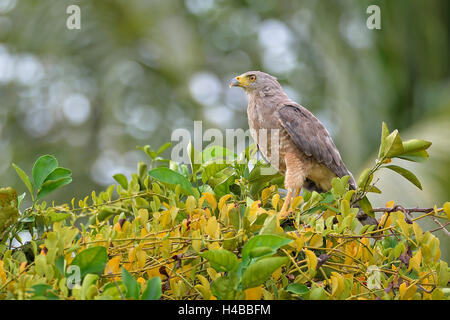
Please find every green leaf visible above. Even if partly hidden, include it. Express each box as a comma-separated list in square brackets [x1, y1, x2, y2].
[45, 167, 72, 181]
[358, 196, 374, 218]
[32, 155, 58, 190]
[121, 267, 140, 300]
[378, 122, 391, 159]
[211, 273, 239, 300]
[401, 139, 432, 154]
[49, 211, 72, 222]
[12, 163, 34, 200]
[141, 277, 162, 300]
[384, 165, 422, 190]
[249, 246, 274, 259]
[200, 249, 238, 272]
[241, 234, 292, 261]
[286, 283, 310, 296]
[384, 130, 404, 158]
[70, 246, 108, 279]
[241, 256, 289, 289]
[357, 168, 373, 189]
[201, 145, 237, 163]
[148, 167, 194, 195]
[397, 150, 429, 162]
[36, 177, 72, 200]
[309, 287, 328, 300]
[157, 142, 172, 156]
[113, 173, 128, 190]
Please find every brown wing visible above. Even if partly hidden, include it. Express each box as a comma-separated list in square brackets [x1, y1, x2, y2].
[275, 104, 356, 187]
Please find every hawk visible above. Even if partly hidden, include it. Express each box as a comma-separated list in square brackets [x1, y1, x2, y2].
[230, 71, 356, 218]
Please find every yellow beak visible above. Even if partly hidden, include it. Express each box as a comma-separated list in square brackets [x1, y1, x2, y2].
[229, 76, 244, 88]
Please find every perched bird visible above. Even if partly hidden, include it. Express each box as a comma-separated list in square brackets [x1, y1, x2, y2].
[230, 71, 356, 218]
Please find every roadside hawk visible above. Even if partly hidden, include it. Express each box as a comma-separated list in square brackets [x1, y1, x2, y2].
[230, 71, 356, 218]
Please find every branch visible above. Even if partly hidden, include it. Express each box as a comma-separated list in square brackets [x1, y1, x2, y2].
[429, 217, 450, 236]
[372, 206, 434, 215]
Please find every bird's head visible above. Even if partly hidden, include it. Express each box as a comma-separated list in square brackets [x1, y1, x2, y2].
[229, 71, 282, 95]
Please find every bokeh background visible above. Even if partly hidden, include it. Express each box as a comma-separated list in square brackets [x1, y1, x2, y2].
[0, 0, 449, 260]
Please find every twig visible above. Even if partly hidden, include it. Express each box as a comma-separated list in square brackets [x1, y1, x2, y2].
[372, 206, 434, 214]
[429, 217, 450, 236]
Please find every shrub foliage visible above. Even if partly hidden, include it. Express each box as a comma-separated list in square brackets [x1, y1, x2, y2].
[0, 123, 449, 300]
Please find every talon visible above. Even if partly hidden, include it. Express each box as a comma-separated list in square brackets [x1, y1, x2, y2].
[279, 188, 293, 219]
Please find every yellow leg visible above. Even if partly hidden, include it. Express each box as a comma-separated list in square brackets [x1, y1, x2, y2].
[279, 188, 293, 219]
[287, 188, 300, 213]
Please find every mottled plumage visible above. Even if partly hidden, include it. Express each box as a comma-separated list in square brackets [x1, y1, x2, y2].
[230, 71, 355, 217]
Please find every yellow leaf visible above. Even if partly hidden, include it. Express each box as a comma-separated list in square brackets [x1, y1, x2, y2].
[412, 222, 423, 243]
[206, 267, 219, 281]
[19, 261, 27, 273]
[378, 213, 391, 228]
[105, 256, 121, 275]
[0, 261, 6, 284]
[136, 249, 147, 268]
[205, 216, 219, 239]
[195, 284, 211, 300]
[137, 277, 146, 285]
[386, 200, 395, 208]
[408, 249, 422, 272]
[114, 222, 122, 233]
[394, 211, 410, 236]
[192, 230, 201, 252]
[218, 194, 232, 211]
[245, 285, 262, 300]
[170, 206, 179, 224]
[399, 283, 417, 300]
[197, 274, 210, 290]
[207, 241, 221, 250]
[272, 267, 282, 281]
[138, 208, 149, 228]
[161, 239, 171, 259]
[330, 272, 344, 298]
[203, 193, 217, 212]
[272, 194, 280, 210]
[294, 236, 305, 252]
[128, 247, 136, 264]
[146, 266, 162, 279]
[185, 196, 197, 215]
[443, 202, 450, 220]
[261, 186, 275, 205]
[304, 248, 317, 274]
[290, 196, 303, 210]
[309, 234, 323, 248]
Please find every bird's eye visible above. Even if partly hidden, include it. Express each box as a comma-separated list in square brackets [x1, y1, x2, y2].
[249, 75, 256, 82]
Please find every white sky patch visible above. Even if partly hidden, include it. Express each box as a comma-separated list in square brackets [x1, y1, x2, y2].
[340, 16, 373, 49]
[15, 54, 45, 86]
[23, 107, 54, 138]
[258, 19, 297, 74]
[189, 71, 223, 106]
[185, 0, 216, 15]
[0, 0, 17, 14]
[90, 150, 143, 186]
[0, 45, 15, 83]
[63, 93, 91, 126]
[203, 105, 234, 127]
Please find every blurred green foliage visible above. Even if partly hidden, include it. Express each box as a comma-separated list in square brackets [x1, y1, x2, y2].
[0, 0, 448, 259]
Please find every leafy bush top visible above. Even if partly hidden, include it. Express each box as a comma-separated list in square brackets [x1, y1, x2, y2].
[0, 123, 449, 300]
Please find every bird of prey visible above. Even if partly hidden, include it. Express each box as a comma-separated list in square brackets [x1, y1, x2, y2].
[230, 71, 356, 218]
